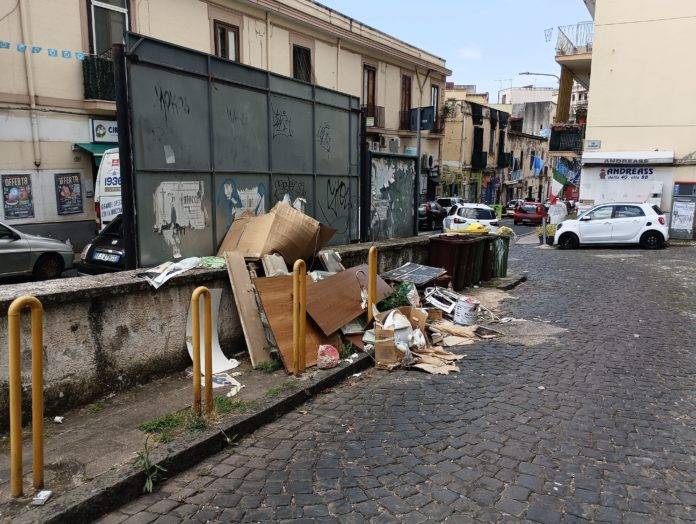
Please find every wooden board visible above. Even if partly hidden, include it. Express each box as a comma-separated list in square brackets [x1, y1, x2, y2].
[254, 275, 338, 372]
[225, 251, 272, 367]
[306, 264, 392, 336]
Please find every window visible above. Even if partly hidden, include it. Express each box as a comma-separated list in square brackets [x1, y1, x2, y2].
[292, 45, 312, 83]
[501, 94, 507, 104]
[460, 207, 495, 220]
[90, 0, 128, 55]
[652, 204, 664, 215]
[431, 84, 440, 111]
[586, 206, 613, 220]
[214, 21, 239, 62]
[401, 75, 412, 113]
[530, 151, 535, 169]
[614, 205, 645, 218]
[362, 65, 376, 111]
[0, 224, 16, 239]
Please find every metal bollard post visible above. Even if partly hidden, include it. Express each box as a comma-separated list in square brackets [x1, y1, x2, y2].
[367, 246, 377, 323]
[8, 295, 44, 498]
[191, 287, 213, 416]
[292, 259, 307, 376]
[542, 216, 547, 246]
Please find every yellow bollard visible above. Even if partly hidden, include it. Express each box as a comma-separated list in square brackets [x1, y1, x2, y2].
[8, 295, 44, 498]
[367, 246, 377, 323]
[190, 287, 213, 416]
[292, 259, 307, 376]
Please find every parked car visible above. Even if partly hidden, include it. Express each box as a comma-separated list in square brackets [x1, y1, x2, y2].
[554, 202, 668, 250]
[505, 199, 521, 217]
[78, 215, 126, 274]
[513, 202, 548, 225]
[442, 203, 499, 231]
[418, 201, 447, 230]
[0, 221, 74, 280]
[436, 197, 465, 214]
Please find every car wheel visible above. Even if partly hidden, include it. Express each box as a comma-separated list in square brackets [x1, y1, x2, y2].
[640, 230, 664, 250]
[33, 254, 64, 280]
[558, 232, 579, 250]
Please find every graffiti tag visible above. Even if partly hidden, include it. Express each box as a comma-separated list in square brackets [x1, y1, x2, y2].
[271, 106, 293, 138]
[325, 178, 349, 217]
[317, 122, 331, 153]
[273, 176, 306, 202]
[154, 85, 190, 124]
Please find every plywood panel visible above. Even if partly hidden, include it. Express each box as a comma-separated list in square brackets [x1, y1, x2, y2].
[254, 275, 338, 372]
[225, 251, 272, 367]
[306, 264, 392, 336]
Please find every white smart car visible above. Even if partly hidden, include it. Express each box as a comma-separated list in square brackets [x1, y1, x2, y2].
[442, 203, 499, 231]
[554, 202, 669, 249]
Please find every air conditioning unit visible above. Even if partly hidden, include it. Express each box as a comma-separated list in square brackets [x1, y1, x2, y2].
[368, 141, 380, 152]
[388, 137, 401, 153]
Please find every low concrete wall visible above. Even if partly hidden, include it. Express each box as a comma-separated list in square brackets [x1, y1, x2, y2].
[0, 235, 430, 427]
[0, 268, 242, 429]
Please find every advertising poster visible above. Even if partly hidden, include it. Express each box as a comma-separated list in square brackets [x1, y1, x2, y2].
[2, 174, 34, 219]
[55, 173, 83, 215]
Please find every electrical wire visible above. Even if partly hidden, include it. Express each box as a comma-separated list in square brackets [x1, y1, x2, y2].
[0, 0, 19, 25]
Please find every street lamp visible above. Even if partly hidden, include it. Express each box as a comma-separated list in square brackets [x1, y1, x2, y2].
[519, 72, 560, 82]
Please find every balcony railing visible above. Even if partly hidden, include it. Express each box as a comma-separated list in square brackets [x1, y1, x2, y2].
[82, 54, 115, 101]
[556, 21, 594, 56]
[549, 124, 586, 153]
[362, 104, 385, 129]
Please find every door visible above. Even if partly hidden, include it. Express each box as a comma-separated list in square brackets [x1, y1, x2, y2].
[579, 205, 614, 243]
[0, 224, 30, 276]
[612, 205, 646, 241]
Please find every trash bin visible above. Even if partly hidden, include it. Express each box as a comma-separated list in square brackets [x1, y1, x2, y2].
[493, 236, 510, 278]
[429, 234, 484, 291]
[481, 236, 495, 282]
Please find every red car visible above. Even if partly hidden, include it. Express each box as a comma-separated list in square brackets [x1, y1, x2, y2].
[514, 202, 548, 225]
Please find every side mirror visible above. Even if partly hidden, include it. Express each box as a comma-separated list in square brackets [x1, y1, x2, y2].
[580, 216, 591, 222]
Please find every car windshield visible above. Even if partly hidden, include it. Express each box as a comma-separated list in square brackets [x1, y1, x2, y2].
[462, 208, 495, 220]
[102, 216, 123, 237]
[521, 205, 537, 213]
[438, 198, 451, 207]
[652, 204, 663, 215]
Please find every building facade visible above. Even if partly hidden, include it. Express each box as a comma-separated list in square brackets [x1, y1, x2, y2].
[442, 93, 510, 204]
[0, 0, 449, 249]
[556, 1, 696, 234]
[506, 131, 549, 203]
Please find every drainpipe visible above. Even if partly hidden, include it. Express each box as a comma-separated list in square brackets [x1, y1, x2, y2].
[265, 12, 270, 70]
[336, 38, 340, 90]
[18, 0, 41, 167]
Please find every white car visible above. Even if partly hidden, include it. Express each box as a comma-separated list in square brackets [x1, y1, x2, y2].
[436, 197, 465, 215]
[554, 202, 669, 249]
[442, 203, 499, 231]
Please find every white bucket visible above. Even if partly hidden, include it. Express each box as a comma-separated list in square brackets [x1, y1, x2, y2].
[453, 298, 478, 326]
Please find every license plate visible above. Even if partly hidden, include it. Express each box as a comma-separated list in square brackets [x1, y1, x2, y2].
[93, 251, 120, 263]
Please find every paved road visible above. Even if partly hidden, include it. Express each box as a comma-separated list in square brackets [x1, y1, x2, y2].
[104, 242, 696, 523]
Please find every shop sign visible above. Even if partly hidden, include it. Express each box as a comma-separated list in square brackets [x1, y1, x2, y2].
[55, 173, 83, 215]
[2, 174, 34, 219]
[598, 166, 654, 181]
[90, 119, 118, 143]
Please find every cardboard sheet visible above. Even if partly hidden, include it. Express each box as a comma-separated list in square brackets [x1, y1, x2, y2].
[254, 275, 339, 373]
[217, 202, 335, 263]
[306, 265, 392, 336]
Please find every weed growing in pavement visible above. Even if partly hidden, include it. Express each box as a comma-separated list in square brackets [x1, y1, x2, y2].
[265, 380, 299, 398]
[213, 396, 258, 415]
[256, 359, 282, 373]
[138, 412, 186, 435]
[185, 413, 207, 433]
[86, 400, 105, 413]
[133, 436, 166, 493]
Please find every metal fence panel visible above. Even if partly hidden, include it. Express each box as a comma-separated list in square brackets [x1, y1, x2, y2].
[368, 153, 417, 241]
[122, 33, 360, 266]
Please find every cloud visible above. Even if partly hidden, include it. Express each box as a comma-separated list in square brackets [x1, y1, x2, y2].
[457, 45, 483, 60]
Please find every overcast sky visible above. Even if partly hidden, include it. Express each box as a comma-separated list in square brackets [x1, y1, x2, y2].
[318, 0, 591, 102]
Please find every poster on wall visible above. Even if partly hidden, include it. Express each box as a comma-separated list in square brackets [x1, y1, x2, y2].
[670, 200, 695, 235]
[55, 173, 83, 215]
[2, 174, 34, 219]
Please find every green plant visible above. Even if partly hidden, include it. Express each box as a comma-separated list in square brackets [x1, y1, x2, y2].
[185, 414, 207, 433]
[138, 412, 186, 435]
[377, 282, 411, 311]
[265, 380, 299, 398]
[338, 342, 357, 359]
[134, 436, 166, 493]
[213, 396, 258, 415]
[256, 359, 282, 374]
[86, 401, 105, 413]
[535, 224, 556, 236]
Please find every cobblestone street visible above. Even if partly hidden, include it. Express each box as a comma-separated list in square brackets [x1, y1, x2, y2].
[105, 241, 696, 523]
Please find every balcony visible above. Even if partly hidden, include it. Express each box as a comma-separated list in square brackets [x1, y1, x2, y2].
[549, 124, 586, 154]
[399, 110, 412, 131]
[362, 104, 385, 129]
[83, 54, 115, 101]
[555, 21, 593, 88]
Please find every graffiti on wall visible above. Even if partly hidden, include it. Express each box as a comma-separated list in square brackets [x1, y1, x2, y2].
[317, 178, 350, 237]
[153, 181, 208, 258]
[217, 179, 266, 232]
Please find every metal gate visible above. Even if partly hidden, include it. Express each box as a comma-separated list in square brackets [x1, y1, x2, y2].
[115, 33, 361, 267]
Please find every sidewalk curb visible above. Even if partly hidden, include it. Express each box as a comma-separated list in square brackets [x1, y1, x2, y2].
[20, 355, 374, 524]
